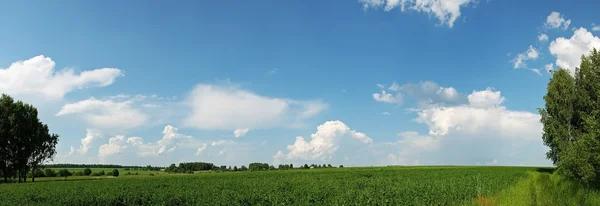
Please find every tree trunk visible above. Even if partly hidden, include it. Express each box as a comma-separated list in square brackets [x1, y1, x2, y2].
[31, 167, 35, 182]
[17, 170, 21, 183]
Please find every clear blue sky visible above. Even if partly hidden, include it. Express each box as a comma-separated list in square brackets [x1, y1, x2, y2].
[1, 0, 599, 167]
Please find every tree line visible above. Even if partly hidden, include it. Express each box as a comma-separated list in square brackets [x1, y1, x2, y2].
[164, 161, 344, 174]
[0, 94, 59, 183]
[44, 163, 163, 171]
[540, 49, 600, 186]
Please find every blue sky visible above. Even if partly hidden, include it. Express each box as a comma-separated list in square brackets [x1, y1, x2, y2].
[1, 0, 599, 167]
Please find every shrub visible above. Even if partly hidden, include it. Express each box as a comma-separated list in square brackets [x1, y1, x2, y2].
[99, 170, 105, 176]
[57, 169, 72, 177]
[106, 172, 113, 176]
[112, 169, 119, 177]
[83, 168, 92, 176]
[149, 173, 155, 176]
[74, 171, 84, 176]
[44, 169, 57, 177]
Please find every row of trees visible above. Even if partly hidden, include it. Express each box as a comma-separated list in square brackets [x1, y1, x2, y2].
[540, 49, 600, 186]
[0, 94, 59, 183]
[44, 164, 163, 171]
[164, 162, 344, 174]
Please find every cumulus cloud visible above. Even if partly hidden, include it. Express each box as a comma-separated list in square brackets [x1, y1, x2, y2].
[359, 0, 476, 28]
[545, 12, 571, 30]
[234, 128, 250, 138]
[467, 87, 505, 108]
[70, 129, 103, 155]
[0, 55, 122, 100]
[373, 90, 403, 104]
[549, 27, 600, 74]
[382, 85, 548, 166]
[56, 97, 147, 130]
[538, 34, 549, 42]
[512, 45, 539, 69]
[183, 84, 327, 130]
[98, 135, 128, 158]
[275, 120, 372, 161]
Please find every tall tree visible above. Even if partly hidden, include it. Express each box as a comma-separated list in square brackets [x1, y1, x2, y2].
[0, 94, 15, 183]
[540, 49, 600, 186]
[28, 123, 59, 182]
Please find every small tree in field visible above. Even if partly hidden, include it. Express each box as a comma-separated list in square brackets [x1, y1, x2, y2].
[83, 168, 92, 176]
[112, 169, 119, 177]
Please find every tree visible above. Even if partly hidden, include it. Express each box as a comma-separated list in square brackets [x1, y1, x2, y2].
[99, 170, 105, 176]
[339, 165, 344, 168]
[83, 168, 92, 176]
[112, 169, 119, 177]
[303, 164, 309, 169]
[290, 164, 294, 169]
[44, 169, 57, 177]
[0, 94, 59, 183]
[57, 169, 72, 177]
[233, 166, 238, 171]
[540, 49, 600, 185]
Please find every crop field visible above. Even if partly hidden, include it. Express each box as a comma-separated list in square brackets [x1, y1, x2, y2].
[0, 166, 572, 206]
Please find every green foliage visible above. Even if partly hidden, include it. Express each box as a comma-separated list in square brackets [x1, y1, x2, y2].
[83, 168, 92, 176]
[112, 169, 119, 177]
[57, 169, 72, 177]
[248, 163, 269, 171]
[540, 49, 600, 185]
[73, 171, 84, 176]
[106, 172, 113, 176]
[99, 170, 105, 176]
[0, 166, 536, 205]
[44, 169, 57, 177]
[0, 94, 59, 183]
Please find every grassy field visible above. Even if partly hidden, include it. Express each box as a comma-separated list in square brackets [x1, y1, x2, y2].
[1, 166, 598, 205]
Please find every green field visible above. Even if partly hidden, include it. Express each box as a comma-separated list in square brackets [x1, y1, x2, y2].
[3, 166, 598, 205]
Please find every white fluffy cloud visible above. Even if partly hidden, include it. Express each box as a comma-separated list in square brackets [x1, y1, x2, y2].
[183, 84, 327, 130]
[98, 135, 128, 158]
[549, 27, 600, 74]
[373, 90, 402, 104]
[0, 55, 122, 100]
[70, 129, 103, 155]
[512, 45, 539, 69]
[383, 84, 548, 166]
[359, 0, 476, 28]
[233, 128, 250, 138]
[275, 120, 372, 161]
[195, 143, 208, 156]
[467, 87, 504, 108]
[545, 12, 571, 30]
[538, 33, 549, 42]
[56, 97, 147, 130]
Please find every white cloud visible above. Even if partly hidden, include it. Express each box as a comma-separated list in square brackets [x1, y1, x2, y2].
[549, 27, 600, 74]
[373, 90, 403, 104]
[382, 112, 391, 115]
[530, 69, 542, 76]
[0, 55, 123, 100]
[512, 45, 539, 69]
[545, 12, 571, 30]
[386, 81, 463, 105]
[545, 63, 554, 73]
[211, 140, 237, 147]
[234, 128, 250, 138]
[377, 84, 385, 89]
[275, 120, 372, 161]
[56, 97, 147, 130]
[71, 129, 103, 155]
[381, 84, 548, 166]
[360, 0, 476, 28]
[183, 84, 327, 130]
[98, 135, 128, 158]
[538, 33, 549, 42]
[593, 25, 600, 31]
[195, 143, 208, 156]
[467, 87, 505, 108]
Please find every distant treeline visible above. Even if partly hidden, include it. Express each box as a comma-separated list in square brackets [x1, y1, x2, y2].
[165, 162, 343, 174]
[43, 164, 164, 171]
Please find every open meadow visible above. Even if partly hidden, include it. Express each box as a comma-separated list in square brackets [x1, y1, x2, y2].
[2, 166, 599, 206]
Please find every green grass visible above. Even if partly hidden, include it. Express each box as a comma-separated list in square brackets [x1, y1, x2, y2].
[477, 170, 600, 206]
[0, 166, 535, 205]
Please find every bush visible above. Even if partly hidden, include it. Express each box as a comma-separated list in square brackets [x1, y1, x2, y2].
[57, 169, 72, 177]
[83, 168, 92, 176]
[91, 172, 101, 176]
[74, 171, 84, 176]
[44, 169, 57, 177]
[106, 172, 113, 176]
[99, 170, 105, 176]
[33, 169, 46, 177]
[149, 173, 155, 176]
[112, 169, 119, 177]
[339, 165, 344, 168]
